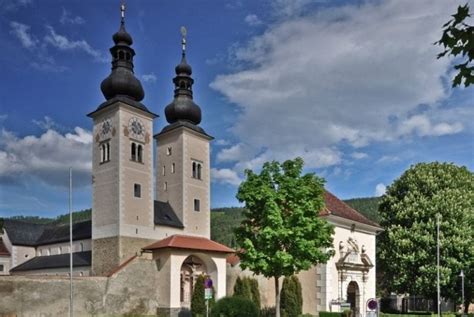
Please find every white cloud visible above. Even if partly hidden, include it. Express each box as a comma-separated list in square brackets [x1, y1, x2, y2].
[215, 139, 230, 146]
[32, 116, 65, 131]
[211, 168, 241, 186]
[142, 73, 157, 83]
[60, 7, 85, 25]
[377, 156, 401, 164]
[244, 14, 263, 26]
[397, 114, 463, 137]
[351, 152, 368, 160]
[0, 125, 92, 187]
[375, 183, 386, 196]
[10, 21, 38, 48]
[211, 0, 463, 173]
[44, 26, 105, 62]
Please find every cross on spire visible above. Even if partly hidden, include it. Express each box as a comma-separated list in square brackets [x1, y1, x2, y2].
[120, 1, 126, 24]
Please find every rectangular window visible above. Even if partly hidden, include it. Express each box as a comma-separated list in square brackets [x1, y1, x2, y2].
[0, 264, 4, 272]
[162, 165, 166, 176]
[167, 147, 172, 156]
[171, 163, 175, 173]
[194, 199, 200, 212]
[164, 182, 168, 191]
[134, 183, 141, 198]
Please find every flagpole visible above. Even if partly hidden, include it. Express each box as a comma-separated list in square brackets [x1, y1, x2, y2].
[437, 213, 440, 317]
[69, 167, 73, 317]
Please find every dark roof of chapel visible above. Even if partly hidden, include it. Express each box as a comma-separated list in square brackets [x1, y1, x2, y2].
[10, 251, 91, 272]
[3, 219, 91, 247]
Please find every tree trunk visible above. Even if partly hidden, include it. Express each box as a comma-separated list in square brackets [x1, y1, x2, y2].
[275, 276, 281, 317]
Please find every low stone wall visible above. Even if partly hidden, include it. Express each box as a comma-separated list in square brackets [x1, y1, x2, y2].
[0, 256, 162, 317]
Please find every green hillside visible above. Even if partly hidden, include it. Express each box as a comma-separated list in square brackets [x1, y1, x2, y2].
[0, 197, 381, 246]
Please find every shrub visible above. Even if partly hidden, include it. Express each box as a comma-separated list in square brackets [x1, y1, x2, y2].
[249, 278, 261, 309]
[280, 276, 303, 317]
[191, 275, 206, 316]
[211, 296, 259, 317]
[234, 276, 261, 309]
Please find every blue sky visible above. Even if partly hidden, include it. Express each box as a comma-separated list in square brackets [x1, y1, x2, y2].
[0, 0, 472, 218]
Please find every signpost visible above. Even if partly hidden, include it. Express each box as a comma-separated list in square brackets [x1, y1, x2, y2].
[204, 277, 213, 317]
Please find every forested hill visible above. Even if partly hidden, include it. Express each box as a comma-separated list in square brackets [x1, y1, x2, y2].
[343, 196, 382, 223]
[0, 197, 381, 246]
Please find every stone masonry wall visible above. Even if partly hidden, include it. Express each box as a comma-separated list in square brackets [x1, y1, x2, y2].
[91, 236, 120, 276]
[0, 256, 164, 317]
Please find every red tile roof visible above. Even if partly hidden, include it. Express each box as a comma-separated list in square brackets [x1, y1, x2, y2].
[143, 235, 235, 253]
[320, 191, 379, 227]
[0, 238, 11, 256]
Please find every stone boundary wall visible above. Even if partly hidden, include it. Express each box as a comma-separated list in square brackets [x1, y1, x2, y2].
[0, 256, 162, 317]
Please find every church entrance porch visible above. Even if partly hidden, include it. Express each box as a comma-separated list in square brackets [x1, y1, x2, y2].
[142, 234, 233, 316]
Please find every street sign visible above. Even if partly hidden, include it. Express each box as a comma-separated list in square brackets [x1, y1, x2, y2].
[205, 288, 213, 300]
[367, 298, 377, 311]
[205, 277, 213, 289]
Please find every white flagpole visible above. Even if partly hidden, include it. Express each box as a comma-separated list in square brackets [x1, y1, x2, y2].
[437, 213, 440, 317]
[69, 167, 73, 317]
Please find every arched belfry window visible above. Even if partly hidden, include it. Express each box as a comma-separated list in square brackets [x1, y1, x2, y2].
[192, 162, 197, 178]
[131, 143, 136, 161]
[137, 145, 143, 163]
[100, 143, 110, 163]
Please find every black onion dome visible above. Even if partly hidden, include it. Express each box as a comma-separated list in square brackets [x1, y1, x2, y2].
[175, 55, 192, 75]
[165, 97, 201, 125]
[165, 51, 202, 125]
[112, 23, 133, 45]
[100, 19, 144, 102]
[101, 68, 144, 101]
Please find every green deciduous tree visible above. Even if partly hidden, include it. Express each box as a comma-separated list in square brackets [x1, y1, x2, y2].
[436, 4, 474, 87]
[378, 162, 474, 312]
[280, 275, 303, 317]
[235, 157, 335, 317]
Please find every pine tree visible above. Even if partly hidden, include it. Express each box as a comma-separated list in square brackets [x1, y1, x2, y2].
[191, 275, 206, 316]
[280, 276, 302, 317]
[249, 278, 261, 309]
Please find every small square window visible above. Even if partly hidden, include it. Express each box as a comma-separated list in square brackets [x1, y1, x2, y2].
[194, 199, 200, 212]
[167, 147, 172, 156]
[0, 264, 4, 272]
[134, 183, 141, 198]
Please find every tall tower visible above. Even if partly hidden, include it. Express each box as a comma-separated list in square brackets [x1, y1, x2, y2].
[155, 28, 213, 238]
[88, 5, 157, 276]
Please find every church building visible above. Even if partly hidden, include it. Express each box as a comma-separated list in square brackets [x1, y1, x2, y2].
[0, 6, 380, 317]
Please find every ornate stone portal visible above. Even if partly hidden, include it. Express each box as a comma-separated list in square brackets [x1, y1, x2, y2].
[335, 238, 374, 317]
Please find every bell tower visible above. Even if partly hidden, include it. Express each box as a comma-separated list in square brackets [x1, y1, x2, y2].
[155, 28, 213, 238]
[88, 4, 157, 276]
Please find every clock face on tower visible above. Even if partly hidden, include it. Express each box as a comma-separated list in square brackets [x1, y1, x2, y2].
[129, 117, 145, 139]
[100, 119, 112, 137]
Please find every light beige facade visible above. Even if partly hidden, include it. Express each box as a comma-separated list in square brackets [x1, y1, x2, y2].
[155, 127, 212, 239]
[90, 101, 156, 275]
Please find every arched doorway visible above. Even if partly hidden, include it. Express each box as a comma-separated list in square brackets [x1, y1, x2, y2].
[347, 281, 360, 317]
[180, 255, 207, 306]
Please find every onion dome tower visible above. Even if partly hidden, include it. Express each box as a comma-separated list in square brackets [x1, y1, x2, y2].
[88, 3, 155, 117]
[159, 27, 210, 136]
